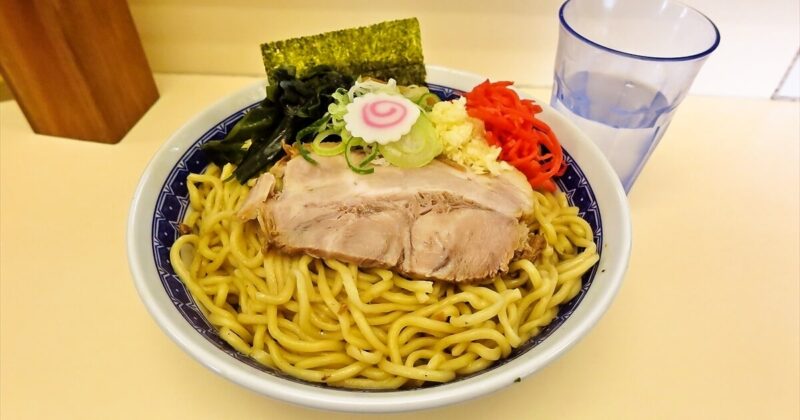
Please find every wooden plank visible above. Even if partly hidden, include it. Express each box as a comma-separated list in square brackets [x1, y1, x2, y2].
[0, 0, 158, 143]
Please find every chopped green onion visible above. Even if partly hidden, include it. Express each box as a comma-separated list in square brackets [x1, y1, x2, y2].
[359, 142, 380, 167]
[401, 85, 430, 102]
[296, 113, 331, 141]
[344, 136, 376, 174]
[378, 114, 443, 168]
[311, 130, 346, 156]
[416, 93, 440, 111]
[293, 141, 318, 165]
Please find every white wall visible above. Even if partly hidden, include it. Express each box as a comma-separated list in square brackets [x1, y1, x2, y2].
[129, 0, 799, 98]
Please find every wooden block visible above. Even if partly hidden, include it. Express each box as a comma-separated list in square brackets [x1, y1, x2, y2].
[0, 0, 159, 143]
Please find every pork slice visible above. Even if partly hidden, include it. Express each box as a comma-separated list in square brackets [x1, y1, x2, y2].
[253, 154, 535, 283]
[403, 208, 527, 282]
[237, 172, 275, 221]
[267, 200, 411, 267]
[279, 152, 533, 218]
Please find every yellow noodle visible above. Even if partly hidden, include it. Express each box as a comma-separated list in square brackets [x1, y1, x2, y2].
[293, 353, 352, 370]
[170, 163, 599, 389]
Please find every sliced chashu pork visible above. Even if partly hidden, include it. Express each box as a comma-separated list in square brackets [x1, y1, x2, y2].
[238, 154, 534, 283]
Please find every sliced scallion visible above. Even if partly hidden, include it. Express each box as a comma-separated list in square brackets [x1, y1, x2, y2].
[310, 130, 346, 156]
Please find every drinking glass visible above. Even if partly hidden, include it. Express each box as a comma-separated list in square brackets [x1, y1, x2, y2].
[551, 0, 720, 192]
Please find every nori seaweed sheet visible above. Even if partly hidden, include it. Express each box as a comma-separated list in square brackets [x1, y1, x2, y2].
[260, 18, 426, 85]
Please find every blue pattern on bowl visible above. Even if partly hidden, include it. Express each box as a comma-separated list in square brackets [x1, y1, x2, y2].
[150, 84, 602, 389]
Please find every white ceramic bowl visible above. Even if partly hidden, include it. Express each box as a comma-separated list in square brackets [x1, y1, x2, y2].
[127, 65, 631, 413]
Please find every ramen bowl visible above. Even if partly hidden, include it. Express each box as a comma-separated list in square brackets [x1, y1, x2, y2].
[127, 65, 631, 413]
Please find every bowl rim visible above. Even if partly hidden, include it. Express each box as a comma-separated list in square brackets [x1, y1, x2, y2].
[127, 64, 631, 413]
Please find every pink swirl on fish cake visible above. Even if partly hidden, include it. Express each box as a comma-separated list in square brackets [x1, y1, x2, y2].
[361, 99, 409, 128]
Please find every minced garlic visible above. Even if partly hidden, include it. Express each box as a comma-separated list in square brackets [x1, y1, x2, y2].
[429, 98, 511, 175]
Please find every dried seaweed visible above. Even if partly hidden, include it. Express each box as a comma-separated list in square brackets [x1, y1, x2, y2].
[261, 18, 426, 85]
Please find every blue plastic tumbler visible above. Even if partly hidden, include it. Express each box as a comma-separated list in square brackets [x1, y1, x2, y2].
[552, 0, 720, 192]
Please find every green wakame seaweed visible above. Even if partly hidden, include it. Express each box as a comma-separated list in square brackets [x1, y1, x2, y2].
[260, 18, 426, 86]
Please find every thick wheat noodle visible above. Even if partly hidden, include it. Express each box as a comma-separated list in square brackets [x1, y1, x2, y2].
[170, 163, 599, 389]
